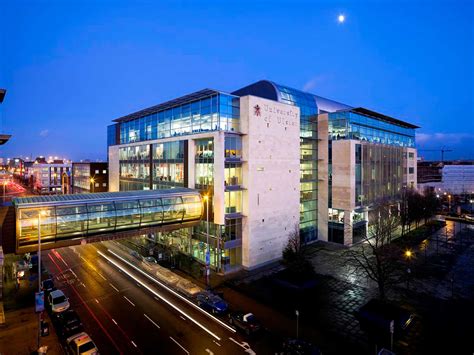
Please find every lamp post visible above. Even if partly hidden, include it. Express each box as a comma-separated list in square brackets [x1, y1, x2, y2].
[2, 181, 6, 203]
[295, 310, 299, 339]
[37, 210, 45, 350]
[203, 195, 210, 287]
[90, 177, 95, 193]
[404, 249, 413, 290]
[448, 194, 452, 212]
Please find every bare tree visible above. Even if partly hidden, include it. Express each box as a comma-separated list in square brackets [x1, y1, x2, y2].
[282, 224, 315, 276]
[344, 202, 403, 300]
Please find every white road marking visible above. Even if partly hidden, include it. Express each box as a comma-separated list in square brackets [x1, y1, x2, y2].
[105, 248, 236, 334]
[69, 269, 77, 278]
[213, 340, 221, 347]
[180, 315, 186, 321]
[131, 340, 138, 348]
[97, 272, 107, 281]
[205, 349, 214, 354]
[169, 336, 189, 354]
[98, 250, 221, 341]
[61, 258, 69, 268]
[123, 296, 135, 307]
[109, 283, 119, 292]
[112, 318, 118, 325]
[95, 299, 99, 304]
[229, 338, 256, 354]
[154, 296, 159, 301]
[144, 314, 161, 329]
[81, 283, 86, 288]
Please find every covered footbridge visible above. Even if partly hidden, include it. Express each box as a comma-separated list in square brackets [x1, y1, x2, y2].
[1, 188, 203, 254]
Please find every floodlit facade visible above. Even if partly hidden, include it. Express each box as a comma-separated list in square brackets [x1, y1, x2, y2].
[29, 158, 72, 194]
[108, 80, 419, 271]
[418, 161, 474, 195]
[72, 162, 108, 193]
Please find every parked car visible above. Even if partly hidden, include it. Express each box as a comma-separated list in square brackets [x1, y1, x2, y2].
[55, 309, 83, 338]
[228, 311, 261, 335]
[48, 289, 70, 314]
[144, 256, 158, 264]
[196, 291, 228, 315]
[66, 332, 99, 355]
[41, 278, 56, 296]
[280, 338, 321, 355]
[355, 299, 414, 335]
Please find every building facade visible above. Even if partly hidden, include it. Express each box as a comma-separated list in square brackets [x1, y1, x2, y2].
[418, 161, 474, 196]
[72, 162, 108, 193]
[108, 80, 419, 271]
[29, 158, 72, 194]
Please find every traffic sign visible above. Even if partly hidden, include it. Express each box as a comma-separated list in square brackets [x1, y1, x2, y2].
[35, 291, 44, 313]
[205, 251, 210, 265]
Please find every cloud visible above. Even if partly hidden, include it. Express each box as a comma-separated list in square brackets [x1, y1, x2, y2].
[302, 75, 326, 92]
[416, 132, 474, 145]
[39, 129, 49, 137]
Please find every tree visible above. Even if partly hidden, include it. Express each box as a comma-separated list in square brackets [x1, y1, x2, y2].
[282, 224, 315, 277]
[344, 202, 403, 300]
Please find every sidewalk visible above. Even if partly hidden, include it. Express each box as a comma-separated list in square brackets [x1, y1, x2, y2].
[0, 307, 63, 355]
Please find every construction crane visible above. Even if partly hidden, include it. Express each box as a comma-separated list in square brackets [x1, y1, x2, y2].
[418, 146, 453, 162]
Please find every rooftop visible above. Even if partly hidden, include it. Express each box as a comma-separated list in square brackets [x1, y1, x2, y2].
[113, 89, 233, 123]
[13, 188, 200, 208]
[343, 107, 420, 129]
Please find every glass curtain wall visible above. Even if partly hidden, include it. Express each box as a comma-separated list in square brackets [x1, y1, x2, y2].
[119, 145, 150, 190]
[195, 139, 214, 189]
[152, 141, 185, 189]
[117, 93, 240, 145]
[274, 84, 319, 242]
[328, 111, 415, 148]
[361, 144, 404, 204]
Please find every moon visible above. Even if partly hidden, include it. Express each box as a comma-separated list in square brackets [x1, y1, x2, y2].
[338, 14, 345, 23]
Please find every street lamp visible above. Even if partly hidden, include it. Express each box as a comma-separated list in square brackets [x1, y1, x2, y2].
[404, 249, 413, 290]
[37, 209, 46, 350]
[448, 194, 452, 211]
[2, 181, 7, 203]
[90, 177, 95, 193]
[203, 194, 210, 287]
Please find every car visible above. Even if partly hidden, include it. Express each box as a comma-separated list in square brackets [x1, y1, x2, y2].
[280, 338, 321, 355]
[196, 291, 228, 315]
[41, 278, 56, 295]
[144, 256, 158, 264]
[55, 309, 83, 338]
[66, 332, 99, 355]
[355, 299, 414, 335]
[48, 289, 70, 314]
[228, 311, 261, 335]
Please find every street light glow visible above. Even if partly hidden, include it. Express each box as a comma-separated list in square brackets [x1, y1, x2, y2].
[405, 249, 413, 259]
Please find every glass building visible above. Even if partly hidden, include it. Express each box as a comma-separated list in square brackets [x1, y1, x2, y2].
[106, 80, 419, 270]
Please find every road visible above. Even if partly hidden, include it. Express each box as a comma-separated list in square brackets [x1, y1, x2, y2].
[42, 242, 257, 354]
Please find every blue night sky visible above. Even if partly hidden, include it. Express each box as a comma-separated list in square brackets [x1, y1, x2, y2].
[1, 0, 473, 161]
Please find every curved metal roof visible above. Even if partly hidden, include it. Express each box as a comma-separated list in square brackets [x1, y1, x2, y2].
[13, 188, 201, 208]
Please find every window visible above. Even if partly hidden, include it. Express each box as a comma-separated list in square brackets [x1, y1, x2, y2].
[102, 170, 107, 174]
[102, 183, 107, 187]
[409, 167, 414, 174]
[225, 136, 242, 159]
[408, 152, 415, 159]
[95, 170, 99, 174]
[95, 183, 99, 187]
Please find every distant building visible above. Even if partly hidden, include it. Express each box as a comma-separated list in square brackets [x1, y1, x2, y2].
[72, 162, 108, 193]
[418, 161, 474, 195]
[29, 157, 72, 194]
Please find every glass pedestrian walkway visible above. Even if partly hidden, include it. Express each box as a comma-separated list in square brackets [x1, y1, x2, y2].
[13, 188, 203, 252]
